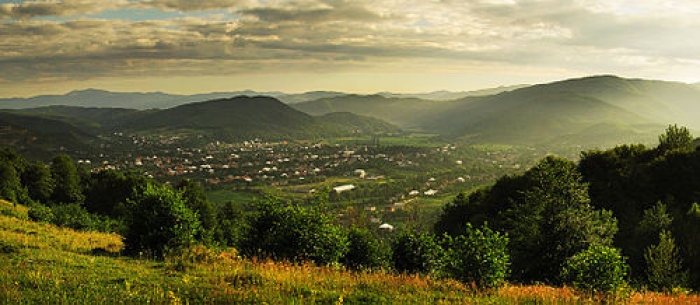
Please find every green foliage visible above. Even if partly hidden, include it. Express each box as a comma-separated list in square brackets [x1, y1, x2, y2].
[215, 201, 246, 247]
[391, 231, 443, 275]
[83, 170, 147, 218]
[442, 223, 510, 289]
[21, 161, 54, 204]
[240, 197, 348, 265]
[562, 245, 628, 295]
[638, 202, 673, 239]
[497, 156, 617, 283]
[341, 227, 390, 271]
[50, 154, 84, 204]
[645, 230, 689, 292]
[176, 179, 218, 244]
[27, 203, 54, 223]
[123, 182, 201, 258]
[657, 124, 694, 153]
[0, 161, 21, 204]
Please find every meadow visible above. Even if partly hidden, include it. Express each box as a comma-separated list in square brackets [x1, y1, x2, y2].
[0, 200, 697, 304]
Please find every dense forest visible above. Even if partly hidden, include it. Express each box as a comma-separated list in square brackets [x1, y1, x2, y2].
[0, 125, 698, 296]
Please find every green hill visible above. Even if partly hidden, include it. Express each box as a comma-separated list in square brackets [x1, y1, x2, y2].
[0, 111, 94, 158]
[294, 76, 700, 146]
[16, 106, 145, 131]
[318, 112, 402, 134]
[292, 94, 469, 129]
[124, 96, 357, 140]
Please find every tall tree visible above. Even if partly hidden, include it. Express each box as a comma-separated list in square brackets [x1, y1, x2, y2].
[21, 161, 55, 204]
[657, 124, 694, 153]
[50, 154, 84, 204]
[645, 230, 689, 292]
[176, 179, 217, 243]
[0, 161, 21, 204]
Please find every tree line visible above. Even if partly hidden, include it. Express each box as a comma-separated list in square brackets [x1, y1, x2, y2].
[436, 124, 699, 293]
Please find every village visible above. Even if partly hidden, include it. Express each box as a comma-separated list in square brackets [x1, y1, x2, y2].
[76, 131, 537, 229]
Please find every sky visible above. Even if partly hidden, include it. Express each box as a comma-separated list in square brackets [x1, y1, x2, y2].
[1, 0, 699, 98]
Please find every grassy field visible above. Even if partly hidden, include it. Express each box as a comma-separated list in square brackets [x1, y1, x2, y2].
[0, 200, 697, 304]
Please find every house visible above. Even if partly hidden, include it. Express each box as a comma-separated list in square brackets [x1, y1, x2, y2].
[333, 184, 356, 193]
[379, 223, 394, 231]
[424, 189, 438, 196]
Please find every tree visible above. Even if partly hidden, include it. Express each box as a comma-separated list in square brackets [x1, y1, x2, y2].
[176, 179, 218, 244]
[342, 227, 390, 271]
[50, 154, 84, 204]
[498, 156, 618, 283]
[392, 231, 443, 275]
[83, 170, 147, 218]
[562, 245, 628, 295]
[123, 183, 201, 258]
[0, 161, 21, 204]
[442, 223, 510, 288]
[240, 197, 348, 265]
[216, 201, 246, 247]
[21, 161, 54, 204]
[657, 124, 693, 153]
[644, 230, 689, 292]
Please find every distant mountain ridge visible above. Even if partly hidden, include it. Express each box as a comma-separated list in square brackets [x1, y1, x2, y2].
[294, 75, 700, 146]
[0, 85, 528, 110]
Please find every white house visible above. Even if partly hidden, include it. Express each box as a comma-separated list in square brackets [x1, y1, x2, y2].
[333, 184, 356, 193]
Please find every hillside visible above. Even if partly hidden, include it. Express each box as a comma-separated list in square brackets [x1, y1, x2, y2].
[317, 112, 402, 134]
[2, 200, 692, 303]
[295, 76, 700, 146]
[15, 106, 146, 131]
[0, 111, 94, 158]
[124, 96, 350, 140]
[0, 200, 548, 303]
[292, 94, 469, 129]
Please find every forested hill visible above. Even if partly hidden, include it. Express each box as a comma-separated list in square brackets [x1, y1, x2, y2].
[0, 111, 94, 158]
[293, 76, 700, 146]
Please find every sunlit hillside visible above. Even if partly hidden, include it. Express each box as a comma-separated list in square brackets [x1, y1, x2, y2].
[0, 200, 697, 304]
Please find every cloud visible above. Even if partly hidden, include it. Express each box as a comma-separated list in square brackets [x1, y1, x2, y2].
[136, 0, 250, 12]
[0, 0, 126, 19]
[1, 0, 700, 89]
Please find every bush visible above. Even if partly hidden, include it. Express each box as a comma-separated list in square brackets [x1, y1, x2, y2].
[51, 203, 96, 230]
[561, 245, 628, 295]
[123, 183, 201, 258]
[342, 227, 391, 271]
[392, 231, 443, 275]
[442, 223, 510, 288]
[240, 198, 348, 265]
[28, 203, 54, 223]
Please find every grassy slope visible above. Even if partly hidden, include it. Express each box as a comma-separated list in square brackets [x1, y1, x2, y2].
[0, 200, 697, 304]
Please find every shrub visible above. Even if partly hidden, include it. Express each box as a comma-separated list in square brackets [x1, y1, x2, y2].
[392, 231, 443, 275]
[240, 198, 348, 265]
[123, 183, 201, 258]
[561, 245, 628, 295]
[28, 203, 54, 223]
[342, 227, 391, 271]
[51, 203, 96, 230]
[442, 223, 510, 288]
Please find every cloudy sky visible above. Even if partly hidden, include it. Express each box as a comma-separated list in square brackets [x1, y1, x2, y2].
[1, 0, 699, 97]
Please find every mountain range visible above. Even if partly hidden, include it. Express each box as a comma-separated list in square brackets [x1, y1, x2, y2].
[1, 75, 699, 157]
[293, 75, 700, 146]
[0, 85, 522, 110]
